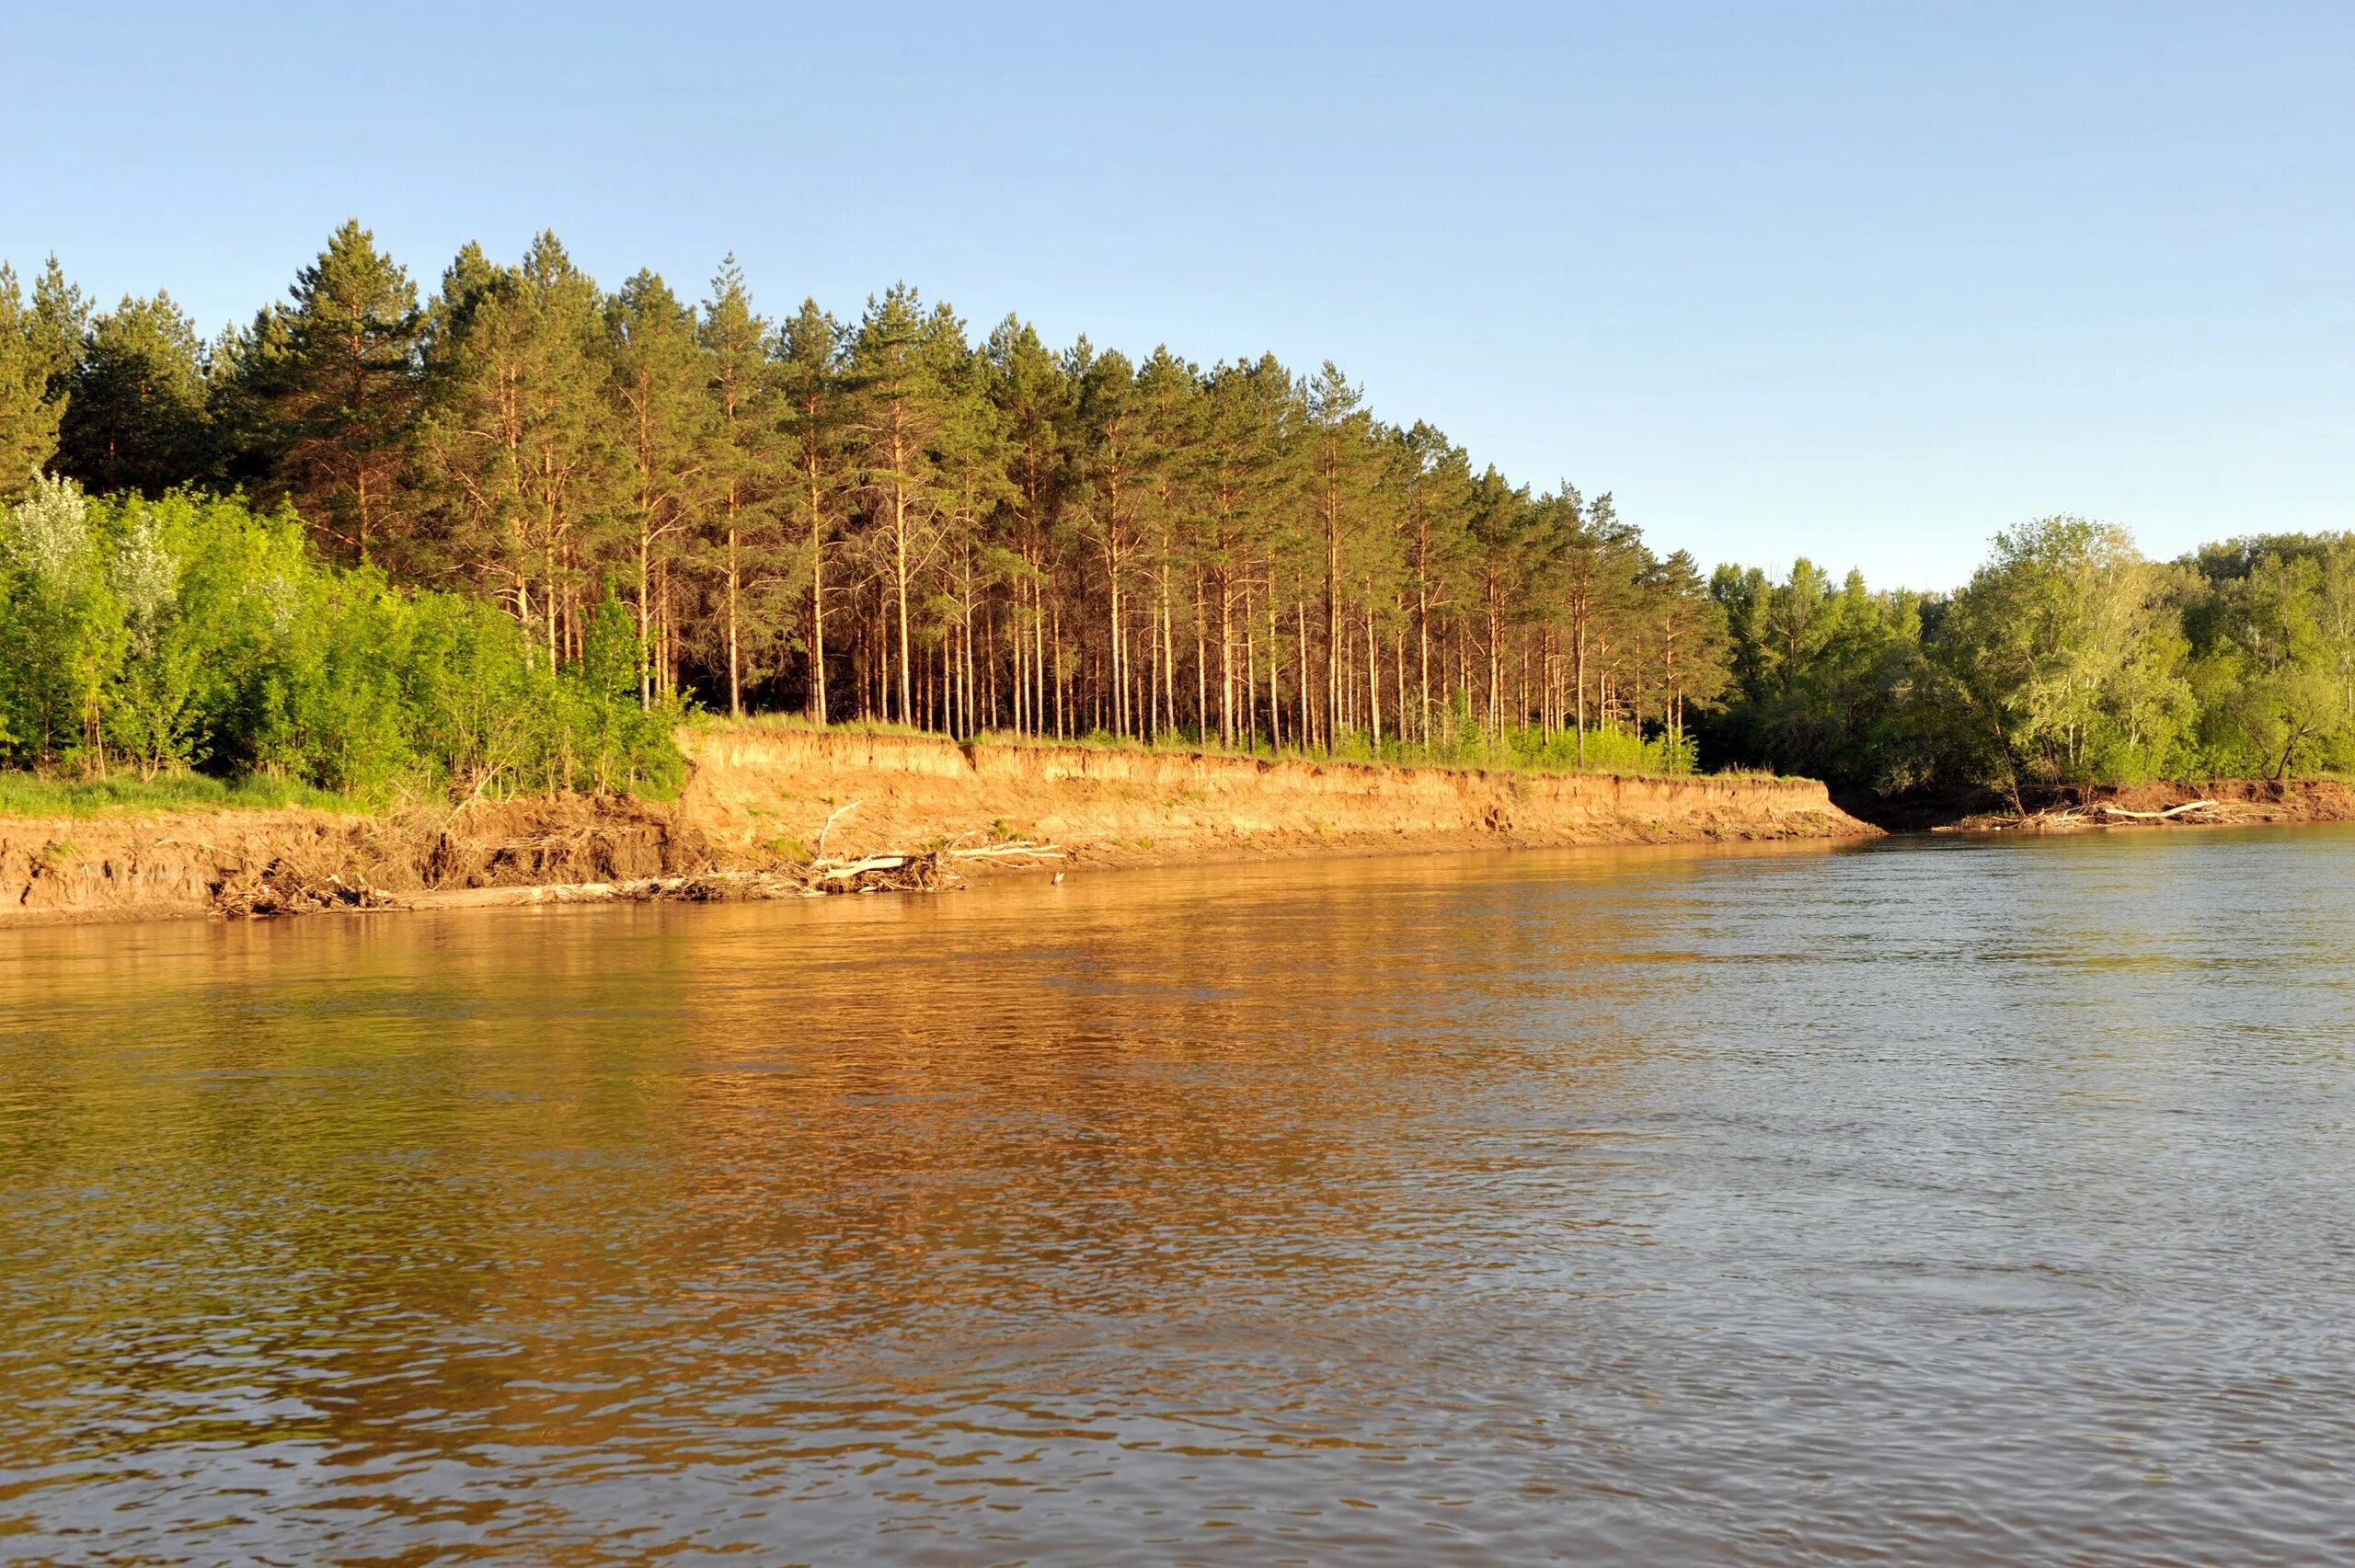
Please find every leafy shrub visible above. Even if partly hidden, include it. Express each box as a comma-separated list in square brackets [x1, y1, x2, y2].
[0, 481, 684, 803]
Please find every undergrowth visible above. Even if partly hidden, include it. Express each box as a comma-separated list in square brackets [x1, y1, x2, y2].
[0, 772, 360, 819]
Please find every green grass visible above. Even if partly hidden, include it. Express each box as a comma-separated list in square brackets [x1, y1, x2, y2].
[689, 713, 1813, 784]
[687, 711, 931, 738]
[0, 772, 361, 819]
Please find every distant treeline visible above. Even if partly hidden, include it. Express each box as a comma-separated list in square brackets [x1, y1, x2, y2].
[3, 224, 2348, 802]
[1707, 522, 2355, 801]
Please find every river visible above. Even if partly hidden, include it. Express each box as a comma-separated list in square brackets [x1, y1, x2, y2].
[3, 829, 2352, 1564]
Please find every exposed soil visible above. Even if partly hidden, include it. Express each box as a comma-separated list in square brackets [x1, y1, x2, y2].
[674, 728, 1877, 872]
[0, 795, 716, 925]
[1837, 777, 2355, 833]
[1945, 777, 2355, 833]
[0, 729, 1878, 927]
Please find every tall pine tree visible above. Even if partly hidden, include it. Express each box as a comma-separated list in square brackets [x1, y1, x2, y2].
[55, 292, 212, 497]
[775, 299, 847, 723]
[0, 263, 73, 495]
[697, 258, 784, 718]
[269, 221, 422, 563]
[607, 269, 713, 705]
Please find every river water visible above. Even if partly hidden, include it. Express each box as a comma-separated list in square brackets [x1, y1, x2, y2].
[3, 829, 2352, 1564]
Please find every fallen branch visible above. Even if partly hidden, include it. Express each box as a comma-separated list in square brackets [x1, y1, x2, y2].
[947, 842, 1068, 862]
[2091, 799, 2223, 820]
[817, 854, 914, 880]
[815, 800, 860, 861]
[215, 861, 396, 919]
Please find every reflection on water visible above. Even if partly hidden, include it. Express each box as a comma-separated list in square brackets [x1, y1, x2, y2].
[4, 830, 2354, 1563]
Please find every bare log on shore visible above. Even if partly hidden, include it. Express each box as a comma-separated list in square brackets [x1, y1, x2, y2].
[2089, 800, 2224, 821]
[213, 853, 396, 918]
[803, 834, 1067, 895]
[1970, 796, 2243, 832]
[210, 802, 1065, 918]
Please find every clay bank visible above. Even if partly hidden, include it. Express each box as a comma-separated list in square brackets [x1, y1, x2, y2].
[0, 727, 1876, 925]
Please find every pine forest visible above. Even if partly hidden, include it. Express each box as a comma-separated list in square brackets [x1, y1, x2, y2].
[6, 222, 2354, 806]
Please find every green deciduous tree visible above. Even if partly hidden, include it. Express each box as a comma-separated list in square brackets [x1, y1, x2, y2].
[1934, 516, 2189, 805]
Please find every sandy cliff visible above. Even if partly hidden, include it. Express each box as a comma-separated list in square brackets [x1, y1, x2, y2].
[678, 728, 1874, 864]
[0, 728, 1874, 924]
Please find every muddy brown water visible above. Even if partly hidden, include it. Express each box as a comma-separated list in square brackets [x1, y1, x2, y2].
[4, 829, 2353, 1564]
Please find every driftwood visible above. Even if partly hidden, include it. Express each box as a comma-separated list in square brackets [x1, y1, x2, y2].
[800, 834, 1066, 895]
[491, 825, 1070, 904]
[814, 799, 860, 860]
[214, 859, 396, 918]
[210, 802, 1066, 917]
[2090, 799, 2223, 821]
[1967, 795, 2246, 833]
[787, 806, 1067, 894]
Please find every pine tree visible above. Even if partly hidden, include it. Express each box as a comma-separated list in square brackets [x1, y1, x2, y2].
[0, 265, 71, 495]
[1392, 421, 1473, 743]
[415, 235, 617, 666]
[925, 319, 1011, 737]
[697, 258, 784, 718]
[606, 269, 714, 705]
[982, 315, 1075, 737]
[1074, 344, 1146, 738]
[1303, 362, 1383, 751]
[268, 221, 422, 563]
[775, 299, 847, 723]
[1648, 548, 1730, 753]
[1464, 467, 1546, 738]
[204, 303, 295, 496]
[1132, 347, 1201, 739]
[1555, 489, 1642, 761]
[844, 285, 960, 724]
[55, 292, 213, 497]
[8, 259, 90, 491]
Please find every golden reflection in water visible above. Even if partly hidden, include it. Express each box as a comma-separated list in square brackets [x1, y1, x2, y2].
[4, 830, 2354, 1564]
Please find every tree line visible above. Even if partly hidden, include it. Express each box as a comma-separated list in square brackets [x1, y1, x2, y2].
[6, 223, 2349, 806]
[0, 223, 1728, 775]
[1708, 520, 2355, 804]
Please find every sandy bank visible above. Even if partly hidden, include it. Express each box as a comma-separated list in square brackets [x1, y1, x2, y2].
[0, 797, 709, 926]
[0, 729, 1873, 925]
[678, 728, 1873, 866]
[1937, 777, 2355, 833]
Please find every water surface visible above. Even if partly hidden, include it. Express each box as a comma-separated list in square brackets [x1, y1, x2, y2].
[4, 830, 2353, 1563]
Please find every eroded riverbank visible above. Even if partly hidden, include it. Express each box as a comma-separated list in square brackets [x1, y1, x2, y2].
[1844, 775, 2355, 833]
[0, 728, 1873, 924]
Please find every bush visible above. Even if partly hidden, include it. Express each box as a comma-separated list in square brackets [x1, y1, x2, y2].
[0, 480, 684, 803]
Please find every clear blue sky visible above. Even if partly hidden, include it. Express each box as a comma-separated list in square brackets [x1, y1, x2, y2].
[5, 1, 2348, 589]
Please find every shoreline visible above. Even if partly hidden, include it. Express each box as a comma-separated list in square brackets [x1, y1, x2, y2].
[0, 728, 1874, 928]
[1842, 776, 2355, 834]
[11, 736, 2355, 930]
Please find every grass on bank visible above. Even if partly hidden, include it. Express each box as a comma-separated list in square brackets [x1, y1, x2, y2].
[697, 709, 1791, 782]
[0, 771, 361, 820]
[0, 713, 1796, 821]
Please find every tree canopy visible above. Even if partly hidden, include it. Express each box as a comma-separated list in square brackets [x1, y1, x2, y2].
[6, 224, 2342, 801]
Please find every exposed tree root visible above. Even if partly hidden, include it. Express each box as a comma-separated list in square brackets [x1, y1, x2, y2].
[1958, 797, 2246, 832]
[213, 858, 397, 918]
[211, 819, 1069, 917]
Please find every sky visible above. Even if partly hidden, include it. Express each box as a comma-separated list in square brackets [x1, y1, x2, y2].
[4, 1, 2349, 589]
